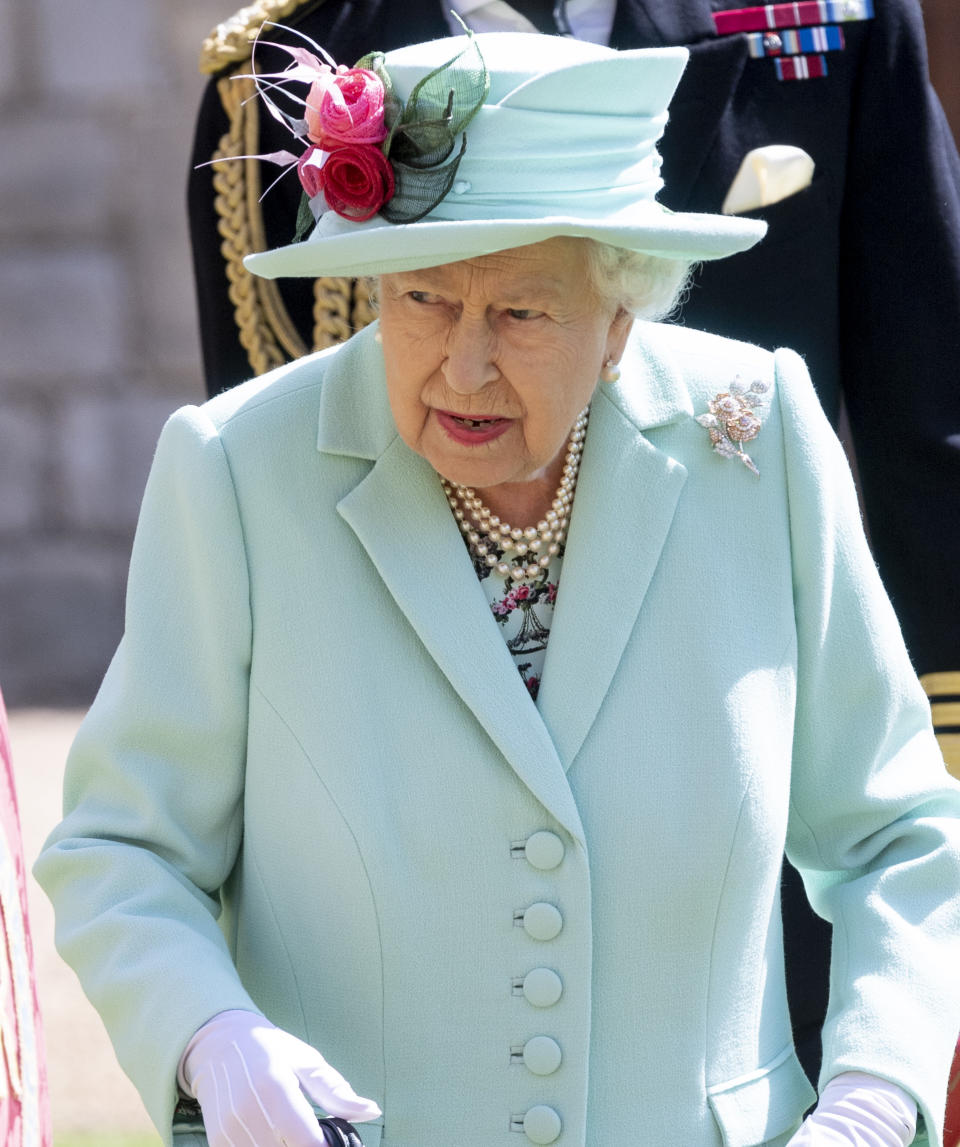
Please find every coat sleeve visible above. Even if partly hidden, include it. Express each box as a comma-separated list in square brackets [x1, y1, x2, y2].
[776, 346, 960, 1147]
[33, 406, 261, 1145]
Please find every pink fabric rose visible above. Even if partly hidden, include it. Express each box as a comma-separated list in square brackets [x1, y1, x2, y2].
[305, 68, 388, 149]
[297, 146, 326, 199]
[513, 585, 530, 601]
[320, 144, 395, 221]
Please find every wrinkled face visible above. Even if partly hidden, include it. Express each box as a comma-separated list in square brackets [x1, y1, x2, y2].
[377, 238, 633, 494]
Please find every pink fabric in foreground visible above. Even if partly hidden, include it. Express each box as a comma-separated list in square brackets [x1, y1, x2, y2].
[946, 1037, 960, 1147]
[0, 686, 52, 1147]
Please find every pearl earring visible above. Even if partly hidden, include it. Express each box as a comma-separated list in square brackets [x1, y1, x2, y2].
[600, 358, 621, 384]
[374, 328, 383, 344]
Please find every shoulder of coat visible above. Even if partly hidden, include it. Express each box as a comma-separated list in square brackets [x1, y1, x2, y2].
[203, 341, 339, 430]
[647, 321, 774, 388]
[199, 0, 325, 75]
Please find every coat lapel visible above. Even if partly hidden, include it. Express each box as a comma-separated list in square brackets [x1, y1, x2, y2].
[536, 327, 691, 770]
[318, 327, 587, 844]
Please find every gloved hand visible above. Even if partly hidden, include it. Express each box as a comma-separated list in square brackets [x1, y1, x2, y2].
[787, 1072, 917, 1147]
[180, 1009, 381, 1147]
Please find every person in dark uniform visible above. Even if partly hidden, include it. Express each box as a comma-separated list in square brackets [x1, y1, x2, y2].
[187, 0, 960, 1091]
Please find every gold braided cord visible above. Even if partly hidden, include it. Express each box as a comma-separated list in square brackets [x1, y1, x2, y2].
[311, 276, 379, 350]
[919, 673, 960, 777]
[211, 73, 307, 377]
[932, 701, 960, 727]
[200, 0, 319, 75]
[312, 278, 353, 350]
[352, 277, 379, 333]
[920, 671, 960, 698]
[240, 81, 309, 362]
[939, 734, 960, 778]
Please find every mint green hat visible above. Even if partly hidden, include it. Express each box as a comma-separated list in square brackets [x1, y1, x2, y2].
[244, 32, 766, 280]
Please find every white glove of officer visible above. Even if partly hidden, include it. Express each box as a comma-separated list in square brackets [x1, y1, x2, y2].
[787, 1072, 917, 1147]
[180, 1009, 381, 1147]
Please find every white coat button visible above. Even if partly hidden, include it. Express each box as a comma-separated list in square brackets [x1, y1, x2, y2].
[524, 1105, 562, 1144]
[524, 831, 564, 870]
[523, 1036, 562, 1075]
[522, 968, 563, 1007]
[522, 903, 563, 941]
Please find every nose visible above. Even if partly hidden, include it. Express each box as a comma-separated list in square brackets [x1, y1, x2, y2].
[442, 315, 500, 395]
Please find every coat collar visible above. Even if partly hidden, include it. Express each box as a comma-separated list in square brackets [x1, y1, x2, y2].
[316, 322, 690, 837]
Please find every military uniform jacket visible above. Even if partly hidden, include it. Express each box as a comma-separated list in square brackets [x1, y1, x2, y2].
[36, 322, 960, 1147]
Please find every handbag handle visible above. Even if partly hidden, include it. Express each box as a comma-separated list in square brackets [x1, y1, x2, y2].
[319, 1116, 366, 1147]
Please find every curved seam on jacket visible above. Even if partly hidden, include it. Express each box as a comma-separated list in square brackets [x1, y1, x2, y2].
[703, 772, 754, 1091]
[703, 350, 790, 1097]
[773, 348, 831, 876]
[774, 348, 852, 1062]
[244, 836, 310, 1034]
[204, 418, 256, 880]
[249, 680, 389, 1117]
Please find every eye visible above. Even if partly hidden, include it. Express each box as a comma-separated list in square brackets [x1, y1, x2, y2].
[506, 308, 543, 322]
[408, 290, 441, 305]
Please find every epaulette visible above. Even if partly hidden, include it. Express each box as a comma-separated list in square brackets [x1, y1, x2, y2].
[199, 0, 321, 76]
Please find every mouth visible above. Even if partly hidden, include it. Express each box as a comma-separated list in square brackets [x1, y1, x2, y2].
[435, 410, 513, 445]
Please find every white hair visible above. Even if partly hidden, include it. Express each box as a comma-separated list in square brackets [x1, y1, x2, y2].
[581, 239, 695, 320]
[366, 238, 694, 321]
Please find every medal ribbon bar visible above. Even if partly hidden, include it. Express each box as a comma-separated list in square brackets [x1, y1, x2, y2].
[747, 24, 845, 56]
[714, 0, 873, 36]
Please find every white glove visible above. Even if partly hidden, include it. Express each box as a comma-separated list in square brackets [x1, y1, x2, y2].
[787, 1072, 917, 1147]
[180, 1009, 381, 1147]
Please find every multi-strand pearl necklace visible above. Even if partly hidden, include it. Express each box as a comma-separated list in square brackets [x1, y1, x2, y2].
[441, 407, 589, 583]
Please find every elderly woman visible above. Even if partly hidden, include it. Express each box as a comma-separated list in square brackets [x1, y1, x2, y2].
[36, 30, 960, 1147]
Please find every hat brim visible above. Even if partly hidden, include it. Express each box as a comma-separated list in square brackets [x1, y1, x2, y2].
[243, 201, 766, 280]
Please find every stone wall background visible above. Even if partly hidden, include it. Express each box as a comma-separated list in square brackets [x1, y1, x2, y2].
[0, 1, 958, 705]
[0, 0, 228, 704]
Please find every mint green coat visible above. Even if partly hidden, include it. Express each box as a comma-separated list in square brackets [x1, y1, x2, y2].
[36, 321, 960, 1147]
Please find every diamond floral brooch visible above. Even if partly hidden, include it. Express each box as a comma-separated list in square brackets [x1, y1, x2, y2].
[696, 377, 771, 476]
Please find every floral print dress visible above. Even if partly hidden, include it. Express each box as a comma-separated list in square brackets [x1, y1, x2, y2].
[466, 546, 562, 704]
